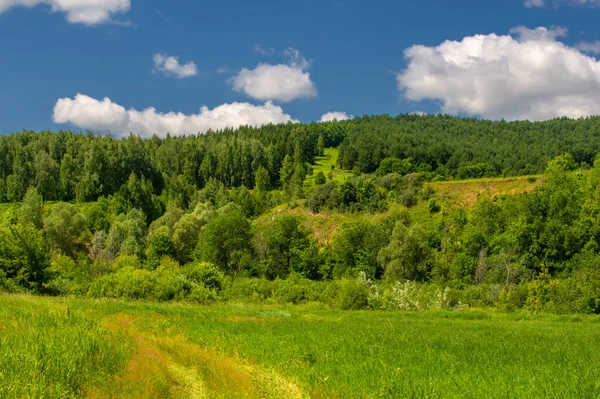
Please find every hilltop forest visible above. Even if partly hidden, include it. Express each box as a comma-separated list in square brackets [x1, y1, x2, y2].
[2, 114, 600, 313]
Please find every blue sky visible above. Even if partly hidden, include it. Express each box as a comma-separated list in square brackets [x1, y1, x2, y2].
[2, 0, 600, 136]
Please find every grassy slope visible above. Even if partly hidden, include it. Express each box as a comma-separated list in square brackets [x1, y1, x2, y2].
[259, 172, 541, 247]
[305, 148, 353, 187]
[430, 175, 542, 208]
[2, 295, 600, 398]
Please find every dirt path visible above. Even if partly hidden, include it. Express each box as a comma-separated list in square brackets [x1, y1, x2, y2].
[85, 313, 305, 399]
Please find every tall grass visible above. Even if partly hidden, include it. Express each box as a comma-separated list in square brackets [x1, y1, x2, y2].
[3, 295, 600, 398]
[0, 295, 132, 399]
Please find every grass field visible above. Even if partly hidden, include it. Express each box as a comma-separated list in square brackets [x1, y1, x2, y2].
[2, 294, 600, 398]
[305, 148, 353, 187]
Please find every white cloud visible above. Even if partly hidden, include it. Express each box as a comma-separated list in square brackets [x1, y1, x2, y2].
[153, 53, 198, 79]
[576, 41, 600, 54]
[524, 0, 547, 7]
[53, 94, 297, 137]
[230, 48, 317, 102]
[397, 26, 600, 121]
[0, 0, 130, 25]
[319, 111, 350, 122]
[525, 0, 600, 7]
[254, 45, 276, 56]
[509, 26, 567, 42]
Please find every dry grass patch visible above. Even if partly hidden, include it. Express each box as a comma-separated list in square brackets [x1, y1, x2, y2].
[87, 313, 305, 399]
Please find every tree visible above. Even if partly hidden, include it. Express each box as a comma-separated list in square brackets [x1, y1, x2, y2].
[255, 166, 271, 192]
[104, 208, 147, 259]
[317, 134, 325, 156]
[332, 220, 387, 279]
[264, 215, 311, 279]
[315, 171, 326, 185]
[196, 210, 253, 276]
[44, 203, 90, 258]
[60, 153, 78, 201]
[172, 214, 202, 264]
[280, 154, 294, 196]
[18, 187, 43, 228]
[0, 223, 50, 292]
[145, 226, 176, 269]
[378, 222, 432, 281]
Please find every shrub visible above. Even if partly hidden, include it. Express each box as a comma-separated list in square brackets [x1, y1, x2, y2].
[87, 266, 190, 301]
[223, 278, 275, 303]
[182, 261, 224, 290]
[113, 254, 142, 271]
[315, 171, 327, 185]
[188, 285, 218, 304]
[368, 280, 452, 311]
[272, 276, 327, 304]
[427, 198, 441, 214]
[337, 275, 370, 310]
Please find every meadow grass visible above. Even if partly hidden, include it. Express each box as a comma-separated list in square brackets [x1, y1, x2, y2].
[2, 295, 600, 398]
[305, 148, 353, 186]
[427, 175, 541, 208]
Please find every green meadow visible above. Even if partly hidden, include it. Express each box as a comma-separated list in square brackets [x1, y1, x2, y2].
[2, 294, 599, 399]
[306, 148, 354, 186]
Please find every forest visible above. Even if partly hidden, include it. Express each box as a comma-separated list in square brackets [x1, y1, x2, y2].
[2, 114, 600, 313]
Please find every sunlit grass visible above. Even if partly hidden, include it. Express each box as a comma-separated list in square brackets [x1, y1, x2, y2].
[3, 295, 600, 398]
[306, 148, 353, 186]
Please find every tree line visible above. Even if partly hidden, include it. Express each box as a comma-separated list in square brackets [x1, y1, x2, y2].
[3, 115, 600, 207]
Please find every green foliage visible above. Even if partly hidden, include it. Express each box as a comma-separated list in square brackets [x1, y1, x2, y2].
[377, 157, 413, 176]
[18, 187, 43, 228]
[182, 261, 225, 290]
[317, 134, 325, 156]
[428, 198, 441, 214]
[378, 222, 433, 281]
[331, 219, 387, 279]
[145, 227, 176, 269]
[261, 215, 311, 279]
[171, 213, 202, 264]
[0, 223, 51, 291]
[337, 277, 370, 310]
[314, 171, 326, 185]
[305, 181, 339, 213]
[196, 210, 253, 276]
[104, 208, 147, 259]
[254, 166, 271, 192]
[44, 203, 90, 258]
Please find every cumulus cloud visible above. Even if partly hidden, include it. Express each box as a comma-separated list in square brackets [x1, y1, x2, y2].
[576, 41, 600, 54]
[319, 111, 351, 122]
[153, 54, 198, 79]
[230, 48, 317, 102]
[525, 0, 600, 7]
[397, 26, 600, 121]
[0, 0, 130, 25]
[53, 94, 297, 137]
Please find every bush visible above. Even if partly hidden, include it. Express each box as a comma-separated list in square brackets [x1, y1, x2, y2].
[45, 255, 92, 295]
[314, 171, 327, 185]
[182, 261, 224, 290]
[368, 280, 452, 311]
[272, 276, 327, 304]
[428, 198, 441, 214]
[188, 285, 218, 304]
[338, 276, 370, 310]
[223, 278, 275, 303]
[113, 255, 142, 271]
[87, 266, 191, 301]
[0, 269, 21, 293]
